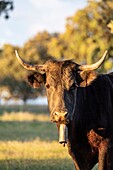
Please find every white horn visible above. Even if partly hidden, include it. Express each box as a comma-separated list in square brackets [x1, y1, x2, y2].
[15, 50, 45, 72]
[79, 50, 108, 71]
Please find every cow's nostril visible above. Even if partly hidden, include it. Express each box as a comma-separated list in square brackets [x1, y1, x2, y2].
[52, 111, 69, 124]
[54, 112, 58, 116]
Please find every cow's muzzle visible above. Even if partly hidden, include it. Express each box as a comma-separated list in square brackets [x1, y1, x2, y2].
[59, 124, 68, 145]
[51, 111, 69, 124]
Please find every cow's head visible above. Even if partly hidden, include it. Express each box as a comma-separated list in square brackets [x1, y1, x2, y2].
[15, 50, 107, 144]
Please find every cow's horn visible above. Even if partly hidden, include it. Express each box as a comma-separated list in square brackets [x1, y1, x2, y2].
[15, 50, 45, 72]
[79, 50, 108, 71]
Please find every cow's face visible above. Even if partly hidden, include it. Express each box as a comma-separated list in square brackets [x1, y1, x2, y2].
[45, 60, 78, 125]
[26, 60, 98, 125]
[26, 60, 78, 125]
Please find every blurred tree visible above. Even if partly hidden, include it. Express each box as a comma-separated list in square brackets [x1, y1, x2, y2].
[0, 77, 39, 104]
[61, 0, 113, 72]
[22, 31, 54, 64]
[0, 0, 14, 19]
[47, 33, 67, 60]
[0, 44, 43, 103]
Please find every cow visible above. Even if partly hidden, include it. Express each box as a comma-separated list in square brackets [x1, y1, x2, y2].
[15, 50, 113, 170]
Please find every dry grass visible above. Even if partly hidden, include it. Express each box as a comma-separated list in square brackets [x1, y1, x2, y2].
[0, 139, 70, 160]
[0, 112, 50, 122]
[0, 139, 75, 170]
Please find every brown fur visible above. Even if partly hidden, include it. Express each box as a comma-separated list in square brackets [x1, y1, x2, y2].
[79, 71, 97, 87]
[87, 129, 105, 149]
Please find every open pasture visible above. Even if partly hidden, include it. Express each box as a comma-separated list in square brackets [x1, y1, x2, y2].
[0, 105, 97, 170]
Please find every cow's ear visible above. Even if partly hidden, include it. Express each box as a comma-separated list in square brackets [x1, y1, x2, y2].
[27, 72, 46, 88]
[77, 70, 97, 87]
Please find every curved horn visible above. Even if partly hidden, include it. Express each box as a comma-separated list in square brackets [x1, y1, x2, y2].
[15, 50, 45, 72]
[79, 50, 108, 71]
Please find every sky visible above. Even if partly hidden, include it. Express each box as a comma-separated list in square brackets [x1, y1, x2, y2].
[0, 0, 87, 47]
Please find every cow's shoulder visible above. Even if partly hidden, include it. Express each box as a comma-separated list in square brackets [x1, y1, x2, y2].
[91, 74, 113, 90]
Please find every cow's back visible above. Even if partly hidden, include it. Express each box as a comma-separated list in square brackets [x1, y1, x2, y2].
[107, 72, 113, 84]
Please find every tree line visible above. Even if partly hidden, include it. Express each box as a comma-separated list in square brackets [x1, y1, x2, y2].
[0, 0, 113, 103]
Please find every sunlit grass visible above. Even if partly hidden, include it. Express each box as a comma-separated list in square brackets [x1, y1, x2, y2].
[0, 112, 50, 122]
[0, 139, 74, 170]
[0, 139, 70, 160]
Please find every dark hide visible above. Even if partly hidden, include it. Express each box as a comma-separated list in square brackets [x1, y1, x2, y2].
[107, 72, 113, 84]
[75, 75, 113, 135]
[26, 60, 113, 170]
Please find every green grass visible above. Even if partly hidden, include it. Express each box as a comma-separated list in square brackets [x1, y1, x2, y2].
[0, 105, 98, 170]
[0, 105, 49, 115]
[0, 121, 57, 141]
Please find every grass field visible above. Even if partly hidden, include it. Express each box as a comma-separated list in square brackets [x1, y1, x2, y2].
[0, 105, 97, 170]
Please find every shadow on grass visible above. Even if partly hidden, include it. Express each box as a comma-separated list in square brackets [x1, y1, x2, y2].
[0, 159, 98, 170]
[0, 121, 58, 141]
[0, 158, 75, 170]
[0, 105, 49, 115]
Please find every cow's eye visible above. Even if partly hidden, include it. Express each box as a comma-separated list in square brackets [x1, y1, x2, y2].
[46, 84, 50, 89]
